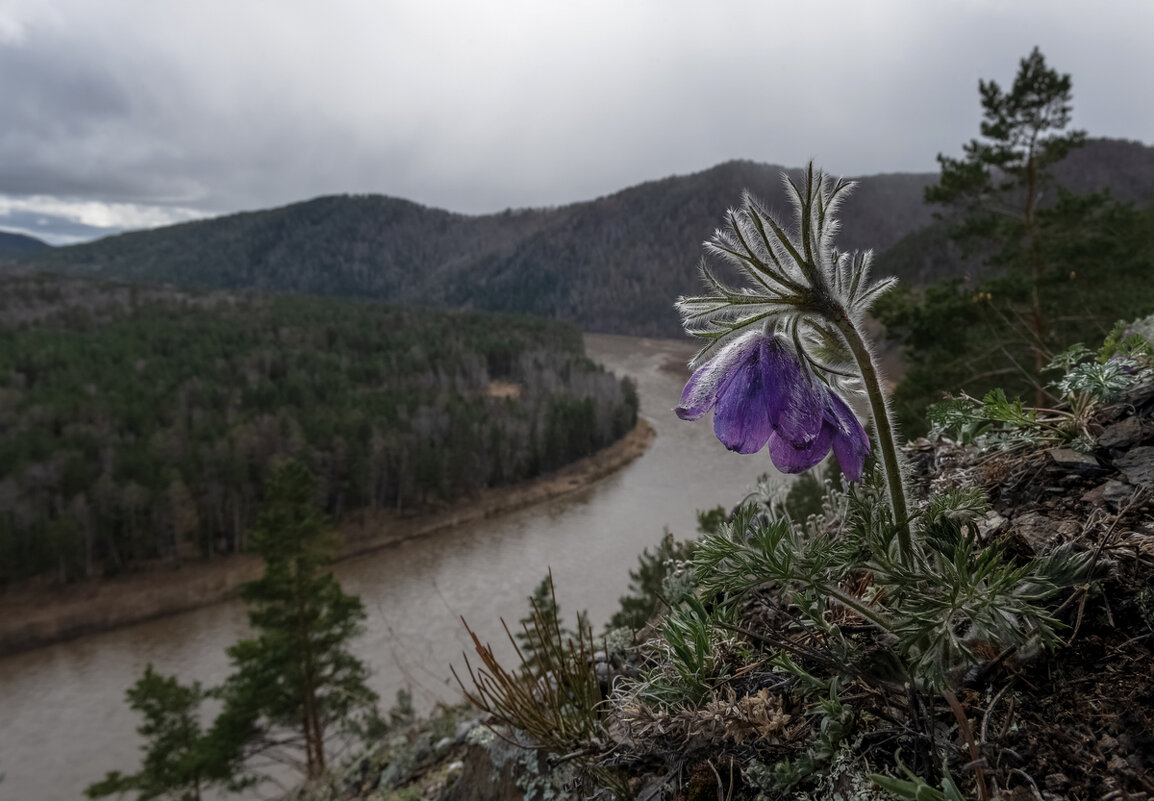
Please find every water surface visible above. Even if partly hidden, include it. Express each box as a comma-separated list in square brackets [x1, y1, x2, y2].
[0, 333, 785, 799]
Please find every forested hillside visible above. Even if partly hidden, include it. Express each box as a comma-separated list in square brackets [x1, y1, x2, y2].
[876, 201, 1154, 432]
[0, 275, 637, 586]
[4, 164, 933, 337]
[0, 231, 49, 259]
[875, 139, 1154, 286]
[8, 140, 1150, 338]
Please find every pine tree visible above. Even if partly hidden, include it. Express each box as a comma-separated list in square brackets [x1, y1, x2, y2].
[882, 48, 1154, 432]
[210, 460, 377, 782]
[926, 47, 1086, 402]
[515, 572, 571, 678]
[608, 531, 697, 631]
[86, 666, 217, 801]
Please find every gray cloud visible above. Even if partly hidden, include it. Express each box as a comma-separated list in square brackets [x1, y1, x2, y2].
[1, 0, 1151, 244]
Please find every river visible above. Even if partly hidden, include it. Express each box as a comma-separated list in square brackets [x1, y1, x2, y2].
[0, 333, 786, 800]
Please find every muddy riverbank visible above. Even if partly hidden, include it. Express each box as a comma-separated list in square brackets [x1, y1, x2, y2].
[0, 418, 654, 656]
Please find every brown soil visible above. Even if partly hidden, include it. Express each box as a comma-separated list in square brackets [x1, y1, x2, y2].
[0, 419, 655, 657]
[895, 384, 1154, 800]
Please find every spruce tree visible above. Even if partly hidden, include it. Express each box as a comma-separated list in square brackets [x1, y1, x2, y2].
[210, 460, 377, 782]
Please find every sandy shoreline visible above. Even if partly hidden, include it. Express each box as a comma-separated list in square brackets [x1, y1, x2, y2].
[0, 418, 655, 657]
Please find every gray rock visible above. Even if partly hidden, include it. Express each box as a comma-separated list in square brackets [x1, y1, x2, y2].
[1013, 511, 1063, 551]
[977, 511, 1006, 539]
[455, 719, 477, 742]
[378, 763, 403, 790]
[1117, 446, 1154, 488]
[1049, 448, 1103, 471]
[1102, 480, 1135, 508]
[1099, 416, 1143, 449]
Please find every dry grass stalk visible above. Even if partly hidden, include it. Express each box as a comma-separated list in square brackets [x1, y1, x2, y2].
[452, 578, 605, 754]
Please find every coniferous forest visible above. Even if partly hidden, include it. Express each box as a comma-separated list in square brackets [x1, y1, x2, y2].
[0, 275, 637, 586]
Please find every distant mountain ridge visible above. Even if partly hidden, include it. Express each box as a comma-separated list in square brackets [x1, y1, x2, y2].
[0, 231, 50, 259]
[875, 138, 1154, 286]
[8, 138, 1152, 337]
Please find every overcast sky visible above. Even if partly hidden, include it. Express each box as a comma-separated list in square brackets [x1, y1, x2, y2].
[1, 0, 1151, 244]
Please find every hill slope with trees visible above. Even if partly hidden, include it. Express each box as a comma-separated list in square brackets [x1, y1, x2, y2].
[0, 230, 49, 259]
[0, 274, 637, 587]
[9, 139, 1150, 337]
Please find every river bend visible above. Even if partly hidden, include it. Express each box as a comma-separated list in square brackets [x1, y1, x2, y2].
[0, 333, 785, 799]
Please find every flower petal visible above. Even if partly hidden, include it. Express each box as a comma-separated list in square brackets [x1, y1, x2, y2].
[675, 331, 762, 421]
[767, 423, 834, 473]
[712, 349, 775, 453]
[826, 392, 870, 482]
[762, 336, 824, 447]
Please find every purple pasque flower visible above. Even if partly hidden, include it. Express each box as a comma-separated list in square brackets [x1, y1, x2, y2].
[676, 330, 821, 452]
[676, 331, 870, 480]
[768, 390, 870, 481]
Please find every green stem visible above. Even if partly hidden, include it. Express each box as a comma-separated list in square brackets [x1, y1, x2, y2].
[824, 586, 894, 633]
[833, 311, 913, 558]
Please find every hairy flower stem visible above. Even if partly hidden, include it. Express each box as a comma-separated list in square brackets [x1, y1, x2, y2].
[831, 310, 912, 557]
[825, 586, 893, 632]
